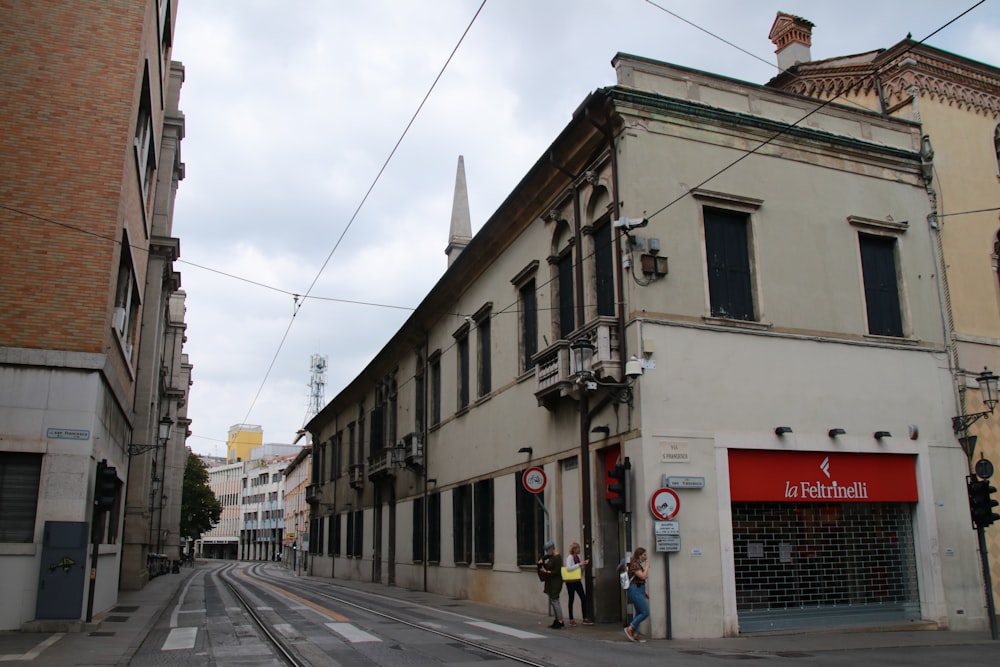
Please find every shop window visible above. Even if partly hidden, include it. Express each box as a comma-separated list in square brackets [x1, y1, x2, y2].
[515, 471, 545, 565]
[704, 207, 755, 321]
[859, 233, 903, 337]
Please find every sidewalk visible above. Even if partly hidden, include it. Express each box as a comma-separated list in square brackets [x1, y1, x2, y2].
[0, 562, 996, 665]
[0, 565, 195, 666]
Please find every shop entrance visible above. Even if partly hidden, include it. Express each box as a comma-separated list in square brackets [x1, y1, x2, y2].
[732, 502, 920, 633]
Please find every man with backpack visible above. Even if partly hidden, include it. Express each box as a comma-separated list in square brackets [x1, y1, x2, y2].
[537, 541, 565, 629]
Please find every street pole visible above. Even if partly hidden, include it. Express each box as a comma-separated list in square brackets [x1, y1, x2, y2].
[975, 526, 999, 640]
[579, 389, 595, 623]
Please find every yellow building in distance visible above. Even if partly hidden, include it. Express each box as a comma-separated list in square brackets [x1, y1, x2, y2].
[228, 423, 264, 463]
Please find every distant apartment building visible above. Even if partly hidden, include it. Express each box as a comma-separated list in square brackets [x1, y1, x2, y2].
[283, 447, 313, 570]
[240, 455, 293, 561]
[0, 0, 189, 629]
[199, 461, 243, 560]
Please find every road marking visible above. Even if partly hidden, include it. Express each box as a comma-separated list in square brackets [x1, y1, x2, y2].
[275, 623, 298, 638]
[325, 622, 381, 643]
[0, 633, 64, 661]
[466, 621, 545, 639]
[162, 627, 198, 650]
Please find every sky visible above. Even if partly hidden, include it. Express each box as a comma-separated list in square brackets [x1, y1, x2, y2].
[170, 1, 1000, 457]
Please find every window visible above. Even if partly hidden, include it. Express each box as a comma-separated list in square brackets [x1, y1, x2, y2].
[995, 123, 1000, 174]
[475, 306, 492, 398]
[859, 233, 903, 337]
[456, 327, 470, 411]
[346, 510, 363, 558]
[519, 280, 537, 371]
[0, 452, 42, 543]
[515, 471, 546, 566]
[347, 422, 356, 467]
[704, 207, 754, 321]
[558, 251, 575, 337]
[453, 484, 472, 564]
[594, 220, 615, 317]
[332, 432, 342, 480]
[412, 497, 424, 562]
[428, 492, 441, 562]
[474, 479, 494, 565]
[331, 513, 341, 556]
[134, 65, 156, 208]
[430, 352, 441, 425]
[113, 233, 141, 362]
[415, 354, 425, 435]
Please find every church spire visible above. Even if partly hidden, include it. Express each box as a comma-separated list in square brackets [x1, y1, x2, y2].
[445, 155, 472, 267]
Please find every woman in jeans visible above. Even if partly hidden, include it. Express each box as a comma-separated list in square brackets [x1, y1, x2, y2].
[625, 547, 650, 641]
[563, 542, 593, 625]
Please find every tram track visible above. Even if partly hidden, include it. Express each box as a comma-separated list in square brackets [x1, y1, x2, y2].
[230, 562, 551, 667]
[217, 563, 309, 667]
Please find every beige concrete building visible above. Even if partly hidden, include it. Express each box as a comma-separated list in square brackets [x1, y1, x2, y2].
[283, 447, 313, 570]
[765, 11, 1000, 627]
[304, 50, 987, 638]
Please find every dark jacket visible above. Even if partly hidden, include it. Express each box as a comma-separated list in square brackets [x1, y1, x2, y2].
[540, 552, 563, 597]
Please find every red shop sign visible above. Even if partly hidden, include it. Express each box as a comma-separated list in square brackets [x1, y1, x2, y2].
[728, 449, 918, 503]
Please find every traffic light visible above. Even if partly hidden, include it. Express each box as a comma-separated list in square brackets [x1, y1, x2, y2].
[607, 457, 630, 513]
[94, 460, 118, 513]
[967, 474, 1000, 529]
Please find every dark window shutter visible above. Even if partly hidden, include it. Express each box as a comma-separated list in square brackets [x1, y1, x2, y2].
[704, 208, 754, 321]
[521, 281, 537, 371]
[558, 252, 575, 337]
[860, 234, 903, 337]
[595, 222, 615, 317]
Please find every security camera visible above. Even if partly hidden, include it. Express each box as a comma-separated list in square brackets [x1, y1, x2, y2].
[625, 358, 643, 379]
[613, 216, 649, 230]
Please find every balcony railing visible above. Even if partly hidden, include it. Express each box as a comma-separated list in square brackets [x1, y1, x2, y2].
[348, 463, 365, 489]
[367, 448, 395, 480]
[533, 318, 622, 409]
[305, 484, 320, 505]
[399, 432, 423, 469]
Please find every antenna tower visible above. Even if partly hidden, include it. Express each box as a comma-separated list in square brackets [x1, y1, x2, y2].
[306, 353, 328, 424]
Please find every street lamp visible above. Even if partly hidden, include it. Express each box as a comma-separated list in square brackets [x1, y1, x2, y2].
[128, 415, 174, 456]
[570, 337, 642, 404]
[952, 367, 999, 437]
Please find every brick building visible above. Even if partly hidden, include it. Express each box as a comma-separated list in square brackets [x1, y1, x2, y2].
[0, 0, 190, 629]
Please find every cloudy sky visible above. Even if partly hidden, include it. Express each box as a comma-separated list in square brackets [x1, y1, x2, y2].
[170, 1, 1000, 457]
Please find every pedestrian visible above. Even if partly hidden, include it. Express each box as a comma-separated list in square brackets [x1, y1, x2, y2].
[563, 542, 593, 625]
[537, 540, 565, 629]
[624, 547, 650, 642]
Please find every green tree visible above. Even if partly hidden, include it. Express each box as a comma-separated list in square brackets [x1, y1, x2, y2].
[180, 452, 222, 541]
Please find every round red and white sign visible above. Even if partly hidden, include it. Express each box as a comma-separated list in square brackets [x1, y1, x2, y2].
[650, 487, 680, 520]
[523, 466, 547, 494]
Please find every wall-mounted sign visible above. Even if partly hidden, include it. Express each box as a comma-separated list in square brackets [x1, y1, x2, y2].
[655, 534, 681, 553]
[650, 487, 680, 521]
[665, 475, 705, 489]
[660, 441, 689, 463]
[523, 466, 547, 494]
[46, 428, 90, 441]
[728, 450, 917, 502]
[654, 521, 679, 535]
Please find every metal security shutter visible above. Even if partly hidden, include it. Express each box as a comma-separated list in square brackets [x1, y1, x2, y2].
[0, 452, 43, 543]
[733, 502, 920, 633]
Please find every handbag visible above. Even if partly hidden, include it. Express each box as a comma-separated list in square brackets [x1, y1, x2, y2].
[561, 565, 582, 581]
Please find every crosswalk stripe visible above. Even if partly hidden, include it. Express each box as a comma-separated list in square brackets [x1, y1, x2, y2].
[325, 622, 381, 643]
[162, 627, 198, 650]
[465, 621, 545, 639]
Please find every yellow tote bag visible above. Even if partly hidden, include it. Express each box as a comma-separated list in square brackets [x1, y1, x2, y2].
[561, 566, 582, 581]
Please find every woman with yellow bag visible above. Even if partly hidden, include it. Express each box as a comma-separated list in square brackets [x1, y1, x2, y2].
[562, 542, 593, 625]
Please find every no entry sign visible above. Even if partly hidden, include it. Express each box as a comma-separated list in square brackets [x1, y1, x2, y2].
[523, 467, 547, 494]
